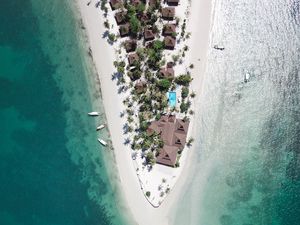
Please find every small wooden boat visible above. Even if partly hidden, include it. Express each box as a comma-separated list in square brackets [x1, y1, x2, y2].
[88, 112, 100, 116]
[98, 139, 107, 146]
[96, 124, 105, 131]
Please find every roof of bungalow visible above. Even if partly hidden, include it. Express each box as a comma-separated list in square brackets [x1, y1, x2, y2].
[144, 27, 155, 41]
[139, 13, 151, 24]
[163, 24, 176, 36]
[164, 36, 176, 49]
[156, 146, 178, 167]
[147, 115, 190, 167]
[128, 53, 139, 66]
[109, 0, 123, 10]
[161, 7, 175, 20]
[130, 0, 141, 6]
[114, 11, 127, 25]
[135, 80, 147, 93]
[159, 67, 174, 78]
[149, 0, 160, 8]
[119, 23, 130, 37]
[167, 61, 174, 68]
[166, 0, 179, 6]
[124, 39, 137, 53]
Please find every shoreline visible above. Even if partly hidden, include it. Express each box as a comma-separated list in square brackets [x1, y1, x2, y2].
[75, 0, 213, 224]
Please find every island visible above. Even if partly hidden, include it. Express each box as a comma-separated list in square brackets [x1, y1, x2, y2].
[77, 0, 212, 222]
[99, 0, 196, 206]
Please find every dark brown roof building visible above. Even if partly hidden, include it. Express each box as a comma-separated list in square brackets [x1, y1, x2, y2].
[131, 0, 146, 6]
[144, 27, 155, 41]
[119, 23, 130, 37]
[167, 61, 174, 68]
[156, 146, 178, 167]
[159, 67, 174, 79]
[109, 0, 123, 10]
[161, 7, 175, 20]
[131, 0, 141, 6]
[114, 11, 127, 25]
[139, 13, 151, 24]
[149, 0, 160, 8]
[147, 115, 190, 167]
[164, 36, 176, 49]
[124, 40, 137, 53]
[135, 80, 147, 93]
[166, 0, 179, 6]
[128, 53, 139, 66]
[163, 24, 176, 36]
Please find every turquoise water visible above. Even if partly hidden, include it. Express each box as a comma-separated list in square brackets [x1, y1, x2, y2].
[168, 92, 176, 107]
[0, 0, 130, 224]
[172, 0, 300, 224]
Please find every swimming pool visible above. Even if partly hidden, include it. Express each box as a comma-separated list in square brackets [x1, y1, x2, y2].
[168, 92, 176, 107]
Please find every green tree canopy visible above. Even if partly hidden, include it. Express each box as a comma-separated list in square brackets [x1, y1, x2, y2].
[157, 79, 171, 91]
[153, 40, 164, 51]
[181, 86, 189, 98]
[129, 15, 141, 35]
[146, 151, 155, 165]
[175, 74, 192, 86]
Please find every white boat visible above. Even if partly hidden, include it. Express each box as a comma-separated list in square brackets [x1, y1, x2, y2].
[244, 73, 250, 82]
[88, 112, 100, 116]
[96, 124, 105, 131]
[98, 139, 107, 146]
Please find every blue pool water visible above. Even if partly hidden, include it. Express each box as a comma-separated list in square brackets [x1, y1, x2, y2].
[168, 92, 176, 107]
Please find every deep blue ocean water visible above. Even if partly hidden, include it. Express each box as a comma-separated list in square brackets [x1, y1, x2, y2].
[0, 1, 129, 224]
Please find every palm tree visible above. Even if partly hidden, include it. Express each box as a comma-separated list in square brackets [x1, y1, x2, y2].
[124, 138, 131, 145]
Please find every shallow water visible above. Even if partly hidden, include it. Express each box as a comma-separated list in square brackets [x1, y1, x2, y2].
[173, 0, 300, 224]
[0, 0, 130, 224]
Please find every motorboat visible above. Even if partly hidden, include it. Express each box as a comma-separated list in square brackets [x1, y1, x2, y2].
[88, 112, 100, 116]
[96, 124, 105, 131]
[98, 139, 107, 146]
[244, 73, 250, 83]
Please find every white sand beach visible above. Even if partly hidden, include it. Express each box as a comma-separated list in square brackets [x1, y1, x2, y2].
[75, 0, 213, 224]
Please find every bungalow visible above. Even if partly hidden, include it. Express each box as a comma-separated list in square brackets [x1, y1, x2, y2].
[166, 0, 179, 6]
[114, 11, 127, 25]
[124, 39, 137, 53]
[109, 0, 123, 10]
[131, 0, 141, 6]
[164, 36, 176, 49]
[144, 27, 155, 41]
[156, 146, 178, 167]
[149, 0, 160, 9]
[159, 66, 174, 79]
[147, 115, 190, 167]
[167, 61, 174, 68]
[161, 7, 175, 20]
[139, 13, 151, 24]
[135, 80, 147, 94]
[128, 53, 139, 66]
[119, 23, 130, 37]
[163, 24, 176, 36]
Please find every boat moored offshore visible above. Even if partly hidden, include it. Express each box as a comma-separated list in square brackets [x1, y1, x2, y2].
[88, 112, 100, 116]
[98, 139, 107, 146]
[244, 73, 250, 83]
[96, 124, 105, 131]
